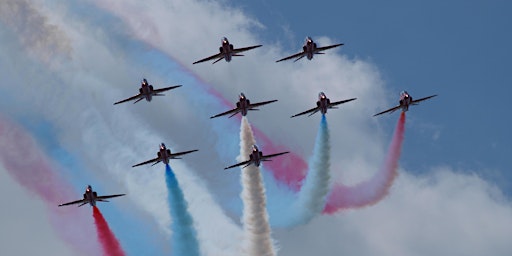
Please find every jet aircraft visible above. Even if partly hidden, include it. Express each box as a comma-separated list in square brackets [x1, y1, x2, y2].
[114, 78, 182, 105]
[224, 145, 289, 170]
[210, 93, 277, 118]
[291, 92, 356, 118]
[192, 37, 262, 64]
[58, 185, 125, 207]
[132, 143, 198, 167]
[276, 37, 343, 62]
[373, 91, 437, 116]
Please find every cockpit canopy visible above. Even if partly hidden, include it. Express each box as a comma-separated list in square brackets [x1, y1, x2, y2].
[160, 143, 166, 150]
[400, 90, 409, 97]
[222, 37, 228, 44]
[142, 78, 148, 86]
[319, 92, 326, 99]
[240, 93, 246, 99]
[252, 145, 259, 152]
[306, 36, 313, 44]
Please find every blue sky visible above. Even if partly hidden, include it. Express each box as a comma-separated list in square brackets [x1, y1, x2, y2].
[1, 0, 511, 255]
[238, 0, 512, 188]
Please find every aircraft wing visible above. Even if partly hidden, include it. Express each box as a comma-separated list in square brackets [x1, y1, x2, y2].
[412, 94, 438, 104]
[96, 194, 126, 200]
[113, 94, 143, 105]
[373, 105, 402, 117]
[210, 107, 240, 119]
[152, 85, 182, 93]
[261, 151, 289, 160]
[132, 156, 161, 167]
[330, 98, 357, 107]
[276, 52, 306, 63]
[193, 53, 224, 64]
[58, 198, 86, 207]
[233, 45, 262, 54]
[290, 106, 320, 118]
[248, 99, 278, 108]
[224, 159, 253, 170]
[170, 149, 199, 158]
[316, 43, 344, 52]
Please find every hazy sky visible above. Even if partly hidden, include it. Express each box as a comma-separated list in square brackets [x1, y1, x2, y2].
[0, 0, 511, 255]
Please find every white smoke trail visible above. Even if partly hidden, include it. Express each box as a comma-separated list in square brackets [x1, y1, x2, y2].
[239, 117, 276, 256]
[287, 115, 331, 225]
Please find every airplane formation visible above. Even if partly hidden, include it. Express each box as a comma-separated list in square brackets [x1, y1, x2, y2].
[58, 36, 436, 212]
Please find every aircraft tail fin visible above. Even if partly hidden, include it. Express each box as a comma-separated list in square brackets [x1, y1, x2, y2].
[151, 161, 161, 166]
[294, 55, 305, 62]
[228, 112, 239, 118]
[134, 98, 144, 104]
[213, 57, 224, 64]
[308, 110, 319, 116]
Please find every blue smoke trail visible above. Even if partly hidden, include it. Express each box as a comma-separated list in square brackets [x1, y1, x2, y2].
[165, 164, 201, 256]
[269, 115, 331, 226]
[19, 118, 166, 256]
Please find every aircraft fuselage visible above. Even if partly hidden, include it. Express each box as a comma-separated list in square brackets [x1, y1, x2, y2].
[236, 95, 251, 116]
[83, 186, 99, 206]
[316, 93, 331, 114]
[139, 82, 156, 102]
[303, 37, 318, 60]
[219, 38, 234, 62]
[157, 144, 172, 165]
[399, 92, 413, 112]
[248, 146, 264, 167]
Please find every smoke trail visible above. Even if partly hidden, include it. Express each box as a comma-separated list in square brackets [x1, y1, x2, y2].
[324, 112, 406, 213]
[0, 115, 101, 255]
[165, 165, 201, 256]
[93, 1, 310, 191]
[2, 4, 243, 253]
[92, 206, 125, 256]
[239, 117, 275, 256]
[286, 115, 331, 225]
[92, 0, 401, 217]
[0, 0, 72, 63]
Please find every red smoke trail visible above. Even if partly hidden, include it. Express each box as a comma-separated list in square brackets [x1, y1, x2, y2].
[92, 206, 125, 256]
[324, 112, 406, 214]
[0, 116, 101, 254]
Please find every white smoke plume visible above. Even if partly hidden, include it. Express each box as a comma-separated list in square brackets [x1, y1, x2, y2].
[239, 117, 276, 256]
